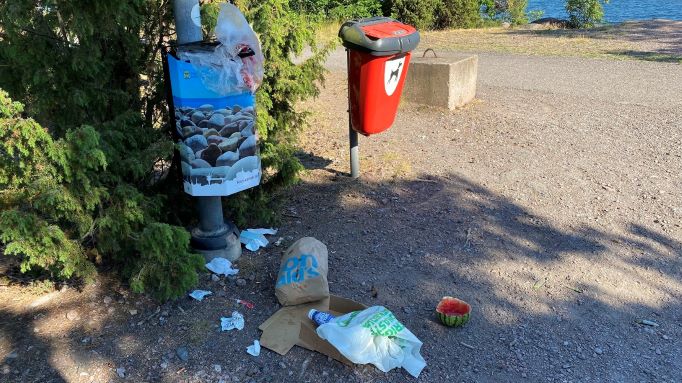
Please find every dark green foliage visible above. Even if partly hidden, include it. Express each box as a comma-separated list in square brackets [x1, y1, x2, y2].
[0, 1, 182, 298]
[130, 224, 204, 301]
[505, 0, 528, 25]
[480, 0, 528, 25]
[566, 0, 607, 28]
[0, 90, 101, 280]
[0, 2, 149, 136]
[290, 0, 382, 20]
[289, 0, 331, 14]
[434, 0, 483, 29]
[0, 0, 329, 300]
[329, 0, 382, 20]
[382, 0, 441, 30]
[384, 0, 487, 30]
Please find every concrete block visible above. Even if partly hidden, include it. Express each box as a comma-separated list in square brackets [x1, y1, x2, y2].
[403, 53, 478, 110]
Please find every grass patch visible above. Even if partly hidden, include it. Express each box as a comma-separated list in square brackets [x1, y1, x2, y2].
[379, 152, 413, 180]
[420, 22, 682, 63]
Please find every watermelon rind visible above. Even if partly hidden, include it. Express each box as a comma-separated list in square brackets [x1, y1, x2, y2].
[436, 297, 471, 327]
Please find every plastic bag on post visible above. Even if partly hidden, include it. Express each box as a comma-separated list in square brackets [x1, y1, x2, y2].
[316, 306, 427, 378]
[215, 2, 264, 91]
[177, 3, 264, 94]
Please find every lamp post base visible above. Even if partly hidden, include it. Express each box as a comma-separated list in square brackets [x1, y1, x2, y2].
[190, 221, 242, 262]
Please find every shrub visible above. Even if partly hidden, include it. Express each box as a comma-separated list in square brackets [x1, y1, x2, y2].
[480, 0, 528, 25]
[130, 224, 205, 301]
[0, 0, 329, 299]
[0, 91, 101, 281]
[528, 9, 545, 23]
[506, 0, 528, 25]
[382, 0, 442, 30]
[290, 0, 381, 20]
[566, 0, 607, 28]
[329, 0, 382, 20]
[434, 0, 483, 29]
[289, 0, 332, 15]
[480, 0, 498, 19]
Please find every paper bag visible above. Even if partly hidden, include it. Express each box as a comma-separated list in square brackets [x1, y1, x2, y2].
[275, 237, 329, 306]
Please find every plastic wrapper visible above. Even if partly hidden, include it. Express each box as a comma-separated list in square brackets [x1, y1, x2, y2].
[178, 3, 264, 94]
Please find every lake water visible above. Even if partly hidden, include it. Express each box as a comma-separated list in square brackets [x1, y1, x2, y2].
[527, 0, 682, 22]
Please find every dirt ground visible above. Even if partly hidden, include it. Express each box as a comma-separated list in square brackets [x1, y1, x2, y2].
[2, 22, 682, 383]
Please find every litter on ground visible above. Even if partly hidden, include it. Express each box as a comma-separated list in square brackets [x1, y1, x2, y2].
[205, 258, 239, 276]
[316, 306, 426, 378]
[236, 299, 255, 309]
[240, 228, 278, 251]
[246, 340, 261, 357]
[189, 290, 213, 301]
[221, 311, 245, 331]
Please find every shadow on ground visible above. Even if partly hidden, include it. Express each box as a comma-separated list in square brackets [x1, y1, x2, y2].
[280, 170, 682, 380]
[295, 150, 334, 171]
[605, 50, 682, 63]
[1, 171, 680, 382]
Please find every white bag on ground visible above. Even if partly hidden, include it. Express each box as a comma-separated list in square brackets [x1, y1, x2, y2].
[316, 306, 427, 378]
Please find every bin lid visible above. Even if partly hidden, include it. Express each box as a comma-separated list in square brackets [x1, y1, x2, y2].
[338, 17, 420, 56]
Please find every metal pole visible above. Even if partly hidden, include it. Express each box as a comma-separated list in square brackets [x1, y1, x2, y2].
[173, 0, 241, 261]
[173, 0, 202, 44]
[347, 49, 360, 179]
[349, 123, 359, 179]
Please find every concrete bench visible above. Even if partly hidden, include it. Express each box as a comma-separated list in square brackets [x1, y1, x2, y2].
[403, 53, 478, 110]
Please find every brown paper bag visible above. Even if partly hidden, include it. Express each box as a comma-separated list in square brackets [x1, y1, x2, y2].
[275, 237, 329, 306]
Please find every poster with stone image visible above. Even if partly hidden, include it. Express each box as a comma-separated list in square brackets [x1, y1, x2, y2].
[167, 45, 261, 197]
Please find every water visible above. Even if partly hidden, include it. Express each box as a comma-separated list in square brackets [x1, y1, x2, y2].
[527, 0, 682, 22]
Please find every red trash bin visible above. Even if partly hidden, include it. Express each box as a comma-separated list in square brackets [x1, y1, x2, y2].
[339, 18, 420, 136]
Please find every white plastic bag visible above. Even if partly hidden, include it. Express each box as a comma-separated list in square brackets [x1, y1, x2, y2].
[316, 306, 427, 378]
[178, 3, 264, 94]
[178, 45, 244, 94]
[215, 3, 264, 91]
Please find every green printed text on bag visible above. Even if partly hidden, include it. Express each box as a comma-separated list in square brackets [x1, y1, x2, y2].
[361, 309, 405, 337]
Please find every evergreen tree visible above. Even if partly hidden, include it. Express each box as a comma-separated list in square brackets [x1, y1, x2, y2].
[0, 0, 328, 299]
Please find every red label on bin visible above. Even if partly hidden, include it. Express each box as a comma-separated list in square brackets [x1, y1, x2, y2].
[361, 22, 416, 40]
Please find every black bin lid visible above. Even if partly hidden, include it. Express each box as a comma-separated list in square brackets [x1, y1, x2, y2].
[338, 17, 420, 56]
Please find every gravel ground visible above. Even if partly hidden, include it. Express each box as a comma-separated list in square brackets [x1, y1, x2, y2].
[1, 34, 681, 383]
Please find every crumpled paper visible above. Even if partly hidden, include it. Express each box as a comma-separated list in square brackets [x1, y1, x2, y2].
[206, 258, 239, 276]
[240, 228, 278, 251]
[189, 290, 213, 301]
[246, 340, 261, 357]
[221, 311, 244, 331]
